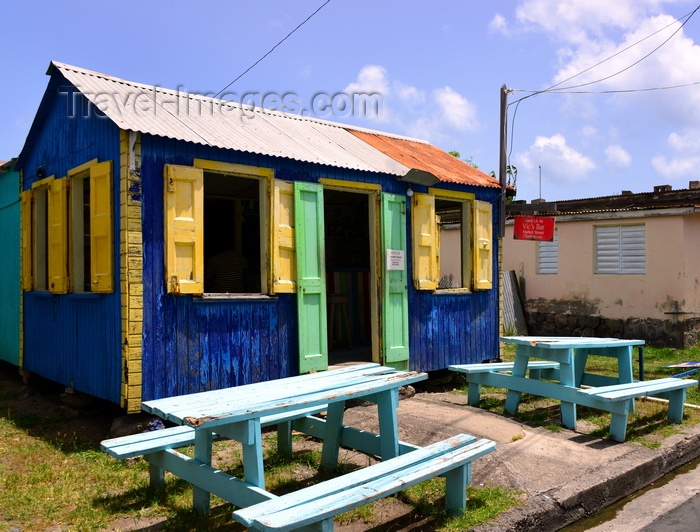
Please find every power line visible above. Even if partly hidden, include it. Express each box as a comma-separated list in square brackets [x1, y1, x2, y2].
[548, 5, 700, 93]
[509, 4, 700, 106]
[504, 4, 700, 169]
[213, 0, 333, 99]
[512, 79, 700, 95]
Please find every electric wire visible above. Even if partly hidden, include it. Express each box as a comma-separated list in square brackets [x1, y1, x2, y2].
[505, 4, 700, 172]
[213, 0, 333, 99]
[510, 4, 700, 105]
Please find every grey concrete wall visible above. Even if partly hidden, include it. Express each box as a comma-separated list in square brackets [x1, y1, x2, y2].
[525, 307, 700, 348]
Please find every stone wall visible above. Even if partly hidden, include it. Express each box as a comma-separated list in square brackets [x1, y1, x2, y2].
[525, 309, 700, 348]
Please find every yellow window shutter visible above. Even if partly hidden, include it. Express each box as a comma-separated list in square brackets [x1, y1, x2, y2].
[411, 192, 439, 290]
[164, 164, 204, 295]
[48, 178, 69, 294]
[20, 190, 33, 291]
[473, 200, 493, 290]
[271, 179, 296, 293]
[90, 161, 114, 293]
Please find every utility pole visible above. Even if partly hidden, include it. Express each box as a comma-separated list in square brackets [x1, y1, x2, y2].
[499, 84, 508, 237]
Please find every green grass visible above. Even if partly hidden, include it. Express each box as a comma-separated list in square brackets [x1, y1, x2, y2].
[460, 344, 700, 445]
[0, 401, 521, 532]
[4, 343, 696, 530]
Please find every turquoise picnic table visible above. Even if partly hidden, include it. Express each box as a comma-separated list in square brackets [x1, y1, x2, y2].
[451, 336, 696, 442]
[137, 363, 428, 514]
[103, 363, 499, 528]
[500, 336, 645, 429]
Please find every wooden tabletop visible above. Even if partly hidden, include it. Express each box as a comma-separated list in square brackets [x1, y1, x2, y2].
[500, 336, 645, 349]
[142, 363, 427, 430]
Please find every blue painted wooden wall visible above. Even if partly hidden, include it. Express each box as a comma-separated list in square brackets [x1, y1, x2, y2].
[18, 82, 122, 402]
[139, 135, 501, 401]
[0, 163, 21, 365]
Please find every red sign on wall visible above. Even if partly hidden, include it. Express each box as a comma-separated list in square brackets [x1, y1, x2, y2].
[513, 216, 555, 241]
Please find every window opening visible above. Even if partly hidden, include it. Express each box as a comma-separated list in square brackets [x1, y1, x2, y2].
[33, 186, 48, 291]
[70, 171, 92, 292]
[203, 172, 261, 293]
[435, 198, 470, 289]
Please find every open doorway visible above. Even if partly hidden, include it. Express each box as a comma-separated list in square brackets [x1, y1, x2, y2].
[323, 189, 374, 364]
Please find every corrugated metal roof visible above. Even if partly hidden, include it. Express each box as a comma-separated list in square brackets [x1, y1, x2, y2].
[48, 61, 500, 188]
[349, 131, 500, 188]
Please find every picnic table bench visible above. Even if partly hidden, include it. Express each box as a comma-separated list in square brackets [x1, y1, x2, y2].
[232, 433, 496, 531]
[101, 404, 328, 491]
[574, 377, 697, 441]
[101, 363, 496, 528]
[449, 337, 697, 442]
[449, 360, 560, 406]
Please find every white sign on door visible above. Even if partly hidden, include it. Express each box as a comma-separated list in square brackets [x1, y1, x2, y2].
[386, 249, 405, 271]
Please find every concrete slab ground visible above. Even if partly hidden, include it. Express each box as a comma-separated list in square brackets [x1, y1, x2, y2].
[341, 389, 700, 531]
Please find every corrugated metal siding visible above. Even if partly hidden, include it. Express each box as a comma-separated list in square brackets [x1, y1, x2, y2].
[19, 89, 122, 403]
[502, 270, 528, 336]
[0, 167, 21, 365]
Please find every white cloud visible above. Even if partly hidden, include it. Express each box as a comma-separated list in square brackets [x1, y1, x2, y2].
[667, 130, 700, 153]
[343, 65, 480, 144]
[506, 0, 700, 193]
[581, 124, 598, 137]
[433, 86, 478, 131]
[515, 0, 666, 44]
[511, 2, 700, 127]
[516, 134, 596, 183]
[605, 145, 632, 167]
[489, 14, 509, 34]
[651, 154, 700, 180]
[344, 65, 390, 95]
[395, 82, 425, 105]
[651, 129, 700, 180]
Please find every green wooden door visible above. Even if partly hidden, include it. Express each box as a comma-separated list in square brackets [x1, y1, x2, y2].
[381, 192, 409, 370]
[295, 182, 328, 373]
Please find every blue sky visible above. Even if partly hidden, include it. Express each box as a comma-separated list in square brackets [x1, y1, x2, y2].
[3, 0, 700, 201]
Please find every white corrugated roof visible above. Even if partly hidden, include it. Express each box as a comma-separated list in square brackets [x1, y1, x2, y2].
[51, 61, 415, 176]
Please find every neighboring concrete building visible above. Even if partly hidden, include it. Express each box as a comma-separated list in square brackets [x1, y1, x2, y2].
[503, 183, 700, 347]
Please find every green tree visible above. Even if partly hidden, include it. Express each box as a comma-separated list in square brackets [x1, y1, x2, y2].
[449, 150, 479, 169]
[490, 165, 518, 190]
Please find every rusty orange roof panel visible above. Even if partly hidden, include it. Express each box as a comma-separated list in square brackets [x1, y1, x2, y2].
[348, 130, 501, 189]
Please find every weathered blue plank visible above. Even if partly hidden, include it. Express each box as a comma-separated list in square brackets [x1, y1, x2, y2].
[19, 85, 122, 403]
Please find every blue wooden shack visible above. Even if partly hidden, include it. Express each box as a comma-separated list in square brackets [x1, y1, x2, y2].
[16, 62, 503, 412]
[0, 160, 21, 366]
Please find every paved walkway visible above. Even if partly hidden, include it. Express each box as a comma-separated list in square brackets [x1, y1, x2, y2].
[342, 389, 700, 531]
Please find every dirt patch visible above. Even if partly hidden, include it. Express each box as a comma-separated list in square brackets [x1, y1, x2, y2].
[0, 362, 121, 446]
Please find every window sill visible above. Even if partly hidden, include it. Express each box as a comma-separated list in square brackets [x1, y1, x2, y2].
[24, 291, 103, 298]
[197, 293, 278, 302]
[433, 288, 473, 295]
